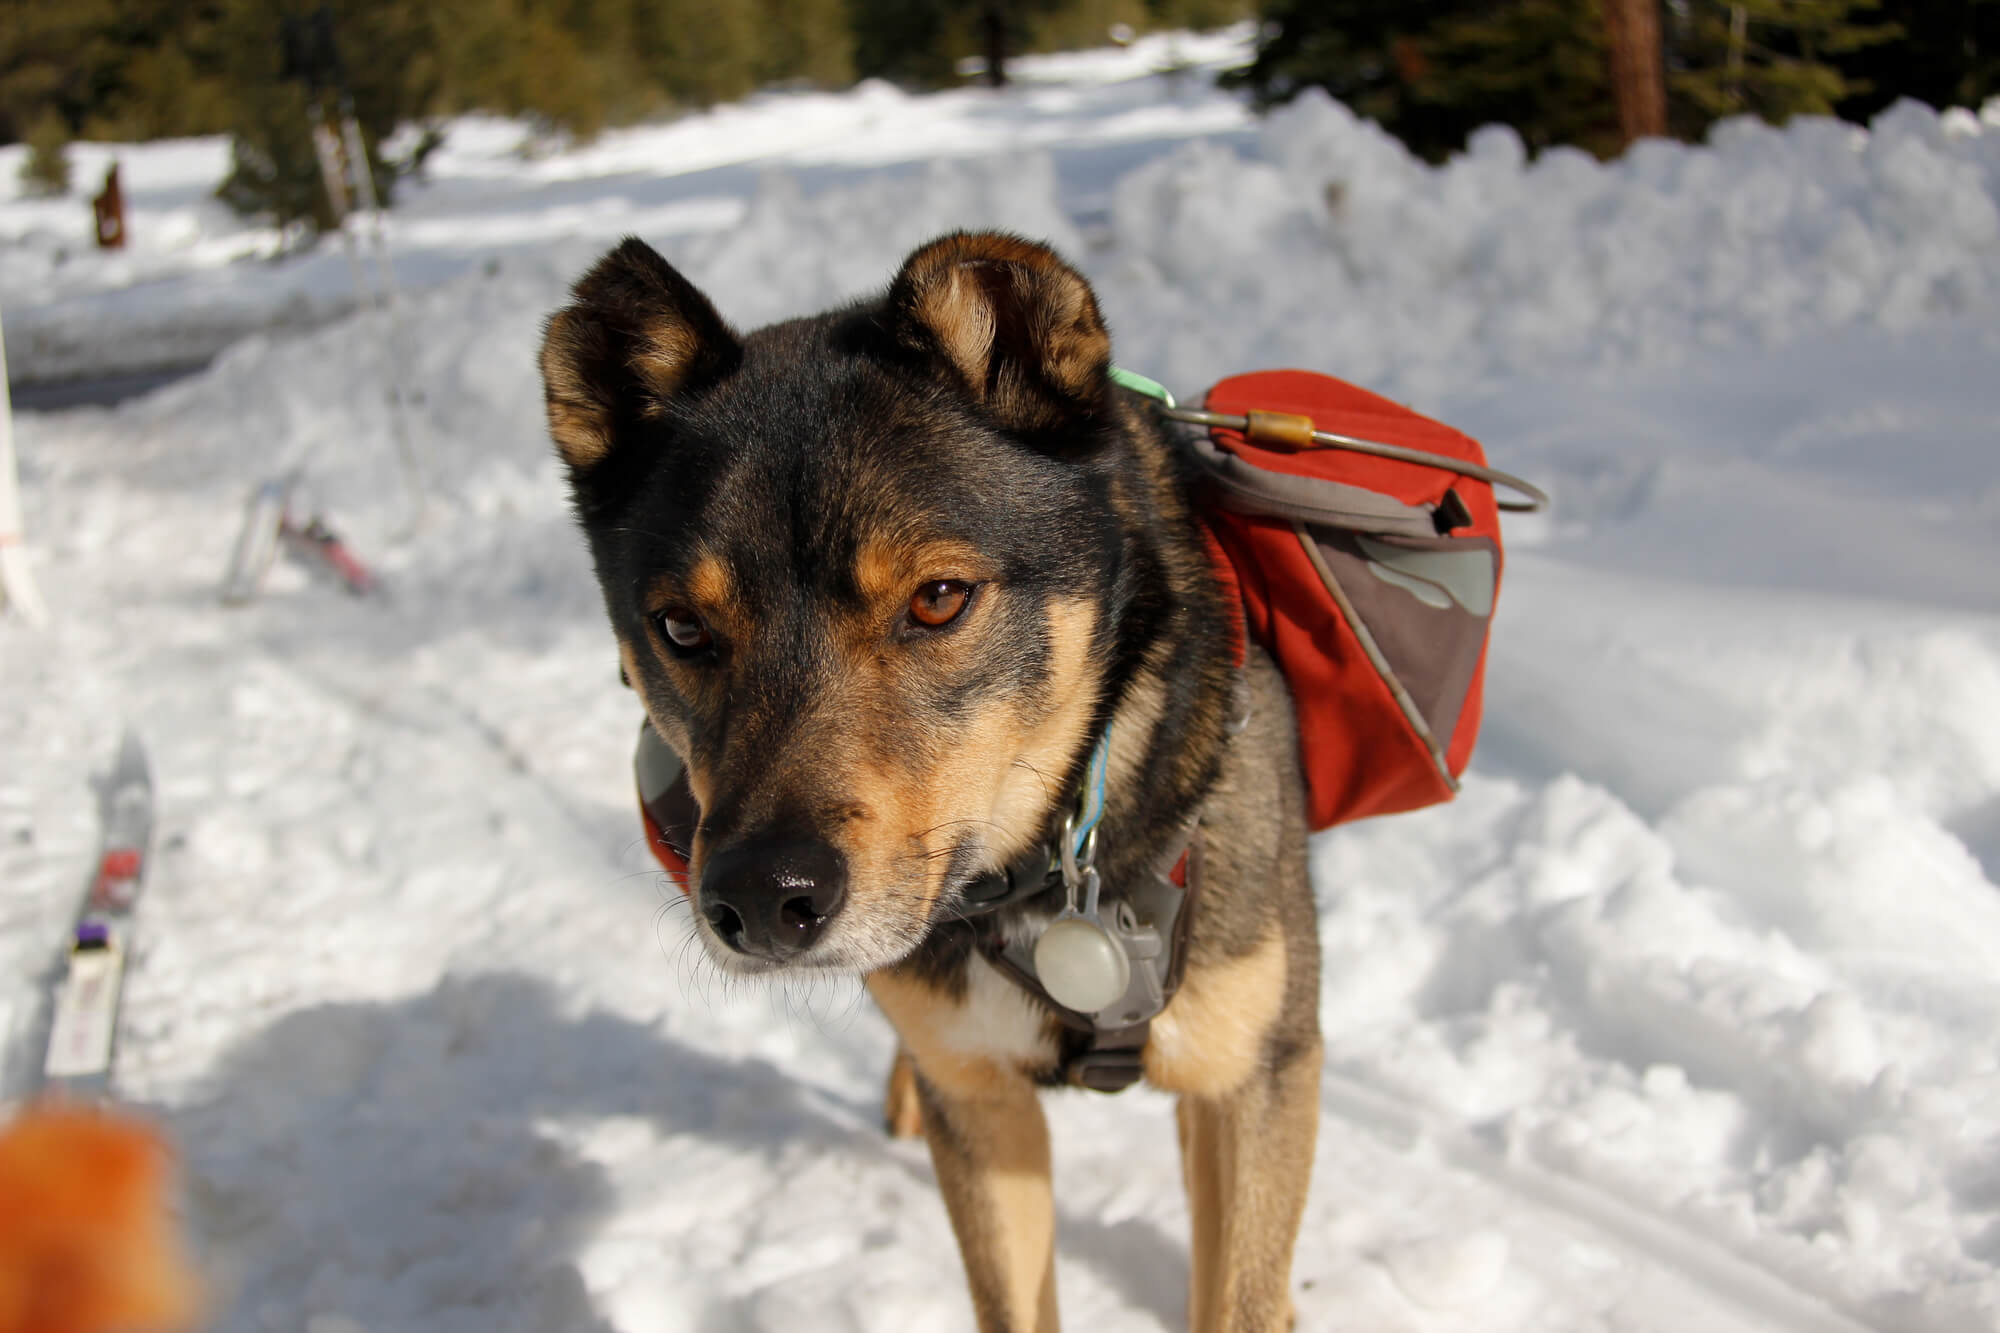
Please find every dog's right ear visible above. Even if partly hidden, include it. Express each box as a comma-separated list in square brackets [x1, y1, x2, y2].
[539, 237, 741, 485]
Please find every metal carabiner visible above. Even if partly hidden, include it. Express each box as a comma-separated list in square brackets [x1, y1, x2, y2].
[1057, 811, 1103, 920]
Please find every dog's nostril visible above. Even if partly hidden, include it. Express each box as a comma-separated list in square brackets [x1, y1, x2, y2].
[706, 901, 746, 944]
[779, 895, 824, 935]
[699, 841, 847, 959]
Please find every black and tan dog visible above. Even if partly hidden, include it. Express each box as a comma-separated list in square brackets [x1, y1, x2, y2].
[540, 231, 1320, 1332]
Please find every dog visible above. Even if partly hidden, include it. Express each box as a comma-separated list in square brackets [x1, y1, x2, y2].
[540, 231, 1321, 1332]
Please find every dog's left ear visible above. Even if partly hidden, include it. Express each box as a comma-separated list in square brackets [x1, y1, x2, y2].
[885, 231, 1112, 434]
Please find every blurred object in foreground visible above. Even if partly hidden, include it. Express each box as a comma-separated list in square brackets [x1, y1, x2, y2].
[0, 1105, 200, 1333]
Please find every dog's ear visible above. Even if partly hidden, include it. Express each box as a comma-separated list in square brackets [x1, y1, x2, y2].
[885, 232, 1112, 434]
[539, 237, 741, 482]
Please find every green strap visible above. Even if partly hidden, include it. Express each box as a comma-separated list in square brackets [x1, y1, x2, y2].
[1108, 365, 1176, 408]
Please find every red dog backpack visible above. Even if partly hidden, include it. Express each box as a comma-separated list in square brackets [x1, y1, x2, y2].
[1127, 367, 1546, 830]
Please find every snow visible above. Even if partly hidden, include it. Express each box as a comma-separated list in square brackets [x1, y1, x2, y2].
[5, 26, 2000, 1332]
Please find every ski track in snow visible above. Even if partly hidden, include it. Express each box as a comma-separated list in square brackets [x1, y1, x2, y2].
[5, 29, 2000, 1333]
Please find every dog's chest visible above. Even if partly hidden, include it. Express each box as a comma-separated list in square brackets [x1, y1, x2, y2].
[870, 951, 1059, 1081]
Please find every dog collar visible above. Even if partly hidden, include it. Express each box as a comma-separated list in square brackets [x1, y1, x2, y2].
[954, 726, 1109, 919]
[962, 727, 1206, 1095]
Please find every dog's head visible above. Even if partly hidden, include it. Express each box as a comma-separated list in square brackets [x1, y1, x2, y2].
[542, 232, 1151, 975]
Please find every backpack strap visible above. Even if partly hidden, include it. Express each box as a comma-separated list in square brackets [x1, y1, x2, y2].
[1110, 364, 1548, 525]
[1181, 429, 1446, 539]
[1172, 404, 1549, 518]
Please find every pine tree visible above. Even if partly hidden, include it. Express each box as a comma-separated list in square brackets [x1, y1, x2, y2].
[0, 0, 118, 143]
[1229, 0, 1616, 161]
[19, 110, 72, 194]
[851, 0, 972, 85]
[1419, 0, 1619, 157]
[212, 1, 438, 232]
[83, 0, 234, 141]
[1671, 0, 1898, 124]
[628, 0, 764, 107]
[756, 0, 858, 88]
[1831, 0, 1998, 118]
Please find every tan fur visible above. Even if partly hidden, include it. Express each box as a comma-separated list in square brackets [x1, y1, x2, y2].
[870, 967, 1061, 1333]
[869, 961, 1056, 1095]
[1103, 668, 1166, 809]
[1176, 1041, 1321, 1333]
[925, 1071, 1060, 1333]
[539, 314, 612, 468]
[852, 538, 988, 608]
[680, 556, 732, 614]
[1144, 927, 1289, 1098]
[883, 1046, 925, 1138]
[970, 598, 1099, 863]
[915, 267, 999, 398]
[1030, 279, 1107, 403]
[631, 317, 699, 405]
[821, 596, 1099, 942]
[893, 233, 1110, 430]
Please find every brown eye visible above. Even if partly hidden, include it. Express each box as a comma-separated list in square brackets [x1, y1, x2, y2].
[909, 580, 972, 628]
[656, 605, 711, 652]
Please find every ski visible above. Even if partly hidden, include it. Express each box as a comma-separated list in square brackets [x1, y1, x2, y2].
[41, 730, 154, 1097]
[281, 511, 378, 596]
[220, 476, 290, 605]
[220, 474, 380, 603]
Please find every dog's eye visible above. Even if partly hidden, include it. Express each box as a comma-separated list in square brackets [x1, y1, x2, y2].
[909, 580, 973, 628]
[656, 605, 712, 652]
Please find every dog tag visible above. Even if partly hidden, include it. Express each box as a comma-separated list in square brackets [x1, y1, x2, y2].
[1034, 916, 1130, 1014]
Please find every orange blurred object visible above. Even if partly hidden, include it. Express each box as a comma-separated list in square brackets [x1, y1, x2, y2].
[0, 1105, 200, 1333]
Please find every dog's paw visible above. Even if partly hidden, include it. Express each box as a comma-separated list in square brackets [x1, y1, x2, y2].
[882, 1047, 925, 1139]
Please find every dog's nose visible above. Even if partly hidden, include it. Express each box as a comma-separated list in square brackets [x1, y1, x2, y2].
[697, 840, 848, 960]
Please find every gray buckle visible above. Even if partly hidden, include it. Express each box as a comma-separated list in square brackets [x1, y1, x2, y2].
[1067, 1046, 1145, 1093]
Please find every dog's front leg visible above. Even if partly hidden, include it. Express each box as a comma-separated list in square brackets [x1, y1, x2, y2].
[872, 964, 1063, 1331]
[914, 1060, 1061, 1333]
[1150, 921, 1322, 1333]
[1175, 1033, 1321, 1333]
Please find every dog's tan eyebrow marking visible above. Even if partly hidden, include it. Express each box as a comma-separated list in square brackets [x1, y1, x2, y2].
[854, 537, 988, 607]
[647, 555, 733, 614]
[686, 555, 731, 609]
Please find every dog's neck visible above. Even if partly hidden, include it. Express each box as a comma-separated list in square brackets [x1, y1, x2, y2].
[1083, 396, 1240, 898]
[981, 394, 1239, 927]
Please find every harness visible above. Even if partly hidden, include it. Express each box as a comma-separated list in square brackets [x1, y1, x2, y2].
[953, 730, 1204, 1093]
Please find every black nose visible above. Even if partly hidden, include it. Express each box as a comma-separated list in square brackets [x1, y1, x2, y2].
[697, 840, 848, 961]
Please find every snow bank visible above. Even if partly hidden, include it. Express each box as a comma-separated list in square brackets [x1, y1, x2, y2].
[1102, 93, 2000, 401]
[569, 90, 2000, 409]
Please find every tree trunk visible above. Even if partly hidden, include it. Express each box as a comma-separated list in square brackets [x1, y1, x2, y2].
[1602, 0, 1668, 146]
[982, 0, 1008, 88]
